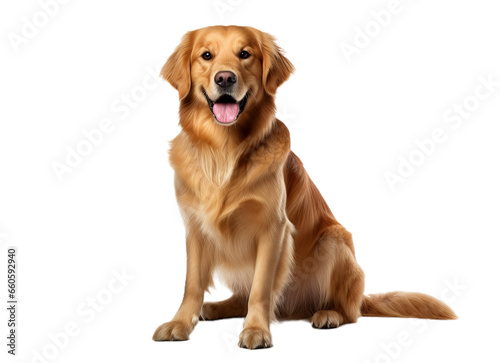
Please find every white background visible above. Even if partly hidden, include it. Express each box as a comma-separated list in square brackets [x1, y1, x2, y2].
[1, 0, 499, 362]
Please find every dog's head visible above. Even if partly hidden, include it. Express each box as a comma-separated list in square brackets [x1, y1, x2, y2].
[161, 26, 294, 126]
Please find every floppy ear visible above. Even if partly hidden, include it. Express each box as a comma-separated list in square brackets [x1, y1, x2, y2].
[160, 32, 193, 100]
[261, 32, 295, 95]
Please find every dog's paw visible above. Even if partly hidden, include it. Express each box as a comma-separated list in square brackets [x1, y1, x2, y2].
[238, 327, 272, 349]
[200, 302, 220, 320]
[152, 320, 192, 341]
[311, 310, 343, 329]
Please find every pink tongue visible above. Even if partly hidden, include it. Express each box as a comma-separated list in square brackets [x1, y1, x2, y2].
[213, 103, 239, 123]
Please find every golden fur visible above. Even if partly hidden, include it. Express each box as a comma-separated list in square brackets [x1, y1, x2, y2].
[152, 26, 456, 349]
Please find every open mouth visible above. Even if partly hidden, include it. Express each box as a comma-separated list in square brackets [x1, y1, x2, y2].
[202, 89, 249, 125]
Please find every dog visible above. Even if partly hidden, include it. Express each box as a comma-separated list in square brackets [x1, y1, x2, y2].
[152, 25, 456, 349]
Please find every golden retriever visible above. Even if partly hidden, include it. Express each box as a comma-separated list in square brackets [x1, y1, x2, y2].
[152, 25, 456, 349]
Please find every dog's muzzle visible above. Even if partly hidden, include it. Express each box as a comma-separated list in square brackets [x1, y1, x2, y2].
[203, 89, 249, 126]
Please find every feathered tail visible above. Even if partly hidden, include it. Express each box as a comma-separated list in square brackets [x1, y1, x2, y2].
[361, 291, 457, 320]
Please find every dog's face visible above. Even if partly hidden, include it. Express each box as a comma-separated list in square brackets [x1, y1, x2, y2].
[161, 26, 294, 126]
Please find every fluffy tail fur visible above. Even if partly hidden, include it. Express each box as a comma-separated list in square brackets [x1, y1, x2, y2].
[361, 292, 457, 320]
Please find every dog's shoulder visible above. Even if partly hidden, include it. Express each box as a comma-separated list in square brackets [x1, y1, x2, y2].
[243, 118, 291, 168]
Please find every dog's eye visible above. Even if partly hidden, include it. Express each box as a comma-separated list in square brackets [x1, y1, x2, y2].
[202, 52, 212, 60]
[239, 50, 250, 59]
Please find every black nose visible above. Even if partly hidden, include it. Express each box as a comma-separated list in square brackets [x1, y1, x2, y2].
[215, 71, 237, 88]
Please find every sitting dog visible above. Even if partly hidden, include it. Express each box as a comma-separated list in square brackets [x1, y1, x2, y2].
[152, 25, 456, 349]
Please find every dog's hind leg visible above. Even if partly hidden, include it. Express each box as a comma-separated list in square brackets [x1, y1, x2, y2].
[311, 225, 365, 329]
[201, 295, 248, 320]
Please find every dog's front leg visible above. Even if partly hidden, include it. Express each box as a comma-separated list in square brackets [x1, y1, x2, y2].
[238, 224, 285, 349]
[153, 230, 211, 341]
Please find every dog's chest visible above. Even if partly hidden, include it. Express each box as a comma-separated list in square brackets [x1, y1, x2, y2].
[185, 183, 232, 239]
[172, 142, 243, 241]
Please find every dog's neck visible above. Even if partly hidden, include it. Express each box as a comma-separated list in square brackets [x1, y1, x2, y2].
[174, 94, 277, 189]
